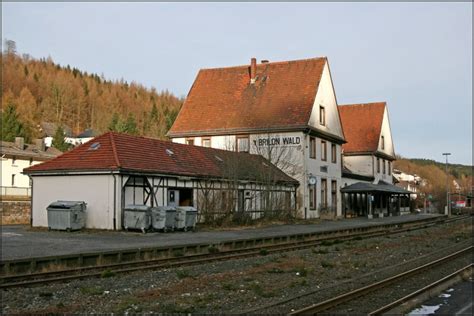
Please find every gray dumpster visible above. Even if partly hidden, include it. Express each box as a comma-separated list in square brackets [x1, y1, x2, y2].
[150, 206, 176, 232]
[123, 205, 151, 233]
[47, 201, 86, 231]
[175, 206, 198, 231]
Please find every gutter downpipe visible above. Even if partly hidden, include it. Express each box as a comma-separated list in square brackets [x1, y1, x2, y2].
[303, 130, 308, 220]
[112, 172, 117, 230]
[29, 175, 33, 227]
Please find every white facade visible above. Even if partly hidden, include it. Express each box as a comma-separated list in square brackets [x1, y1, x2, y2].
[31, 174, 120, 230]
[30, 172, 296, 230]
[172, 62, 345, 218]
[342, 154, 393, 184]
[1, 156, 35, 188]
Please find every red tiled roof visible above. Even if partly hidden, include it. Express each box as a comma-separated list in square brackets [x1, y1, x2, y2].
[338, 102, 385, 154]
[168, 57, 327, 136]
[24, 132, 297, 184]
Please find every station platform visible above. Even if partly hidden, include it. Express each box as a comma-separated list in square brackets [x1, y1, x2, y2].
[1, 214, 443, 261]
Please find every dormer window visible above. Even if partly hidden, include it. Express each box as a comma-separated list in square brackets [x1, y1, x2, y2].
[319, 106, 326, 126]
[381, 136, 385, 150]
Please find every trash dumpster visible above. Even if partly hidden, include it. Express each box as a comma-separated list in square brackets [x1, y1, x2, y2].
[150, 206, 176, 232]
[47, 200, 87, 231]
[123, 205, 151, 233]
[175, 206, 198, 231]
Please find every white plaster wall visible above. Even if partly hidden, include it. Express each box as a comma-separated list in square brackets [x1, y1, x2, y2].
[304, 136, 342, 218]
[373, 158, 393, 184]
[1, 157, 41, 189]
[343, 155, 374, 177]
[172, 135, 237, 150]
[308, 61, 344, 139]
[31, 174, 117, 230]
[377, 106, 395, 157]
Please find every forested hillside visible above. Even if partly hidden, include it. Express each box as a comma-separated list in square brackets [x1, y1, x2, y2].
[394, 157, 472, 205]
[1, 41, 183, 142]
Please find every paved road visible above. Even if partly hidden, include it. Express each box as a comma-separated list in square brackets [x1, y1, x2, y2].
[1, 214, 442, 261]
[407, 278, 473, 315]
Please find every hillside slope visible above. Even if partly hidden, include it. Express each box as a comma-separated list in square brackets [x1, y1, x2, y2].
[1, 49, 183, 141]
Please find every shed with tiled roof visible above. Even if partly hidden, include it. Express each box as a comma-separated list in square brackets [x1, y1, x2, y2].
[25, 132, 298, 230]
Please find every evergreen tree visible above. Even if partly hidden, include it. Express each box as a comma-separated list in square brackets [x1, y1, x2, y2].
[1, 102, 30, 142]
[52, 126, 70, 152]
[108, 113, 120, 131]
[122, 113, 138, 135]
[165, 109, 179, 131]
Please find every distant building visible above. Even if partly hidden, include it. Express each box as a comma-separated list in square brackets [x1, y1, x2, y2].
[40, 122, 98, 147]
[1, 137, 61, 199]
[392, 169, 423, 199]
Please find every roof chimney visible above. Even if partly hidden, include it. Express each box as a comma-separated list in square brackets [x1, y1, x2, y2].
[250, 57, 257, 84]
[35, 139, 46, 152]
[15, 137, 25, 150]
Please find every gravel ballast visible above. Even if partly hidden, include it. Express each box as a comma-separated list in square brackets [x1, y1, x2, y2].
[1, 218, 472, 314]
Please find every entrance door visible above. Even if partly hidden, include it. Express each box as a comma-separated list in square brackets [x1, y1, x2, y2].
[238, 190, 245, 212]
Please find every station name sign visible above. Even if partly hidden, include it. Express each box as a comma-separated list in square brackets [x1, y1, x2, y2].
[253, 136, 301, 147]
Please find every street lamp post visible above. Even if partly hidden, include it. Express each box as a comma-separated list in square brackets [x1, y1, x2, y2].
[442, 153, 451, 216]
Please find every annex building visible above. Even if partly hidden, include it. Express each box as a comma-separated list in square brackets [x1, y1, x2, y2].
[24, 132, 298, 230]
[168, 57, 410, 219]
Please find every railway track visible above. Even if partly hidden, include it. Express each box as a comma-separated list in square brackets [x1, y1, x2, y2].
[369, 264, 473, 315]
[289, 246, 472, 315]
[1, 214, 470, 289]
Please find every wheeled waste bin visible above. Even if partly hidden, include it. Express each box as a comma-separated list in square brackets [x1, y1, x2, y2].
[47, 200, 87, 231]
[175, 206, 198, 231]
[150, 206, 176, 232]
[123, 205, 151, 233]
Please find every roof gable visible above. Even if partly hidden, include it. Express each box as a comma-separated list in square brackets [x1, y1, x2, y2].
[168, 57, 327, 136]
[338, 102, 388, 154]
[24, 132, 297, 184]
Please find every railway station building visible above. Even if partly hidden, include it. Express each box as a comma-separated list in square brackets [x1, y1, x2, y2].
[24, 132, 298, 230]
[168, 57, 410, 220]
[168, 57, 346, 219]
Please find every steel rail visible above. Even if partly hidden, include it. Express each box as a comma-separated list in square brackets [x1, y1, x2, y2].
[368, 263, 473, 315]
[289, 246, 472, 315]
[0, 227, 404, 288]
[1, 215, 470, 289]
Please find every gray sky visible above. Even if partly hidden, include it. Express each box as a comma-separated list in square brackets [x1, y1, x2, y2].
[3, 2, 472, 165]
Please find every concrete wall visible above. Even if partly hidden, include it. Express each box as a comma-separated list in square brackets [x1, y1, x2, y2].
[0, 201, 31, 225]
[31, 174, 118, 230]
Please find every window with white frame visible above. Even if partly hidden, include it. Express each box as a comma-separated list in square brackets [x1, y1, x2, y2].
[237, 136, 249, 153]
[321, 140, 327, 161]
[309, 137, 316, 159]
[319, 106, 326, 126]
[309, 184, 317, 210]
[202, 138, 211, 147]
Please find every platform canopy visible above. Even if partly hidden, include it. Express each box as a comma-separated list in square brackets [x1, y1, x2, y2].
[341, 180, 412, 194]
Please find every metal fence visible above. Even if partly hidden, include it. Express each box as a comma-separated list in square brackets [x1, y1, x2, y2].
[1, 186, 31, 197]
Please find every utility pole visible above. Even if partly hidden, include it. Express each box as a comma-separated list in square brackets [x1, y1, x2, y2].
[442, 153, 451, 216]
